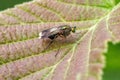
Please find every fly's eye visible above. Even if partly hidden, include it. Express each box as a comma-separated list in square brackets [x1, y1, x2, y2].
[71, 26, 76, 33]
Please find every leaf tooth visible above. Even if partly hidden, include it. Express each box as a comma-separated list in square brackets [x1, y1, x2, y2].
[108, 7, 120, 41]
[91, 19, 112, 49]
[90, 49, 105, 64]
[88, 63, 104, 80]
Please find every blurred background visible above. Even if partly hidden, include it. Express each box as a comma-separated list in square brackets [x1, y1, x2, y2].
[103, 42, 120, 80]
[0, 0, 120, 80]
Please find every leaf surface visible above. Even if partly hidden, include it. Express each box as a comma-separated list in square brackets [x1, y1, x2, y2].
[0, 0, 120, 80]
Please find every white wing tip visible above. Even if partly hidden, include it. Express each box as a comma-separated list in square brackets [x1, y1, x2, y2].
[39, 32, 42, 39]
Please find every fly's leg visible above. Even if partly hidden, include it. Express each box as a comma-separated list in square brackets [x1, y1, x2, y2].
[55, 47, 60, 57]
[42, 35, 58, 52]
[43, 40, 54, 52]
[59, 35, 67, 42]
[55, 35, 67, 57]
[59, 35, 66, 39]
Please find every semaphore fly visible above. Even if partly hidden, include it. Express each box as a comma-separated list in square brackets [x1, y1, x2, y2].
[39, 25, 76, 56]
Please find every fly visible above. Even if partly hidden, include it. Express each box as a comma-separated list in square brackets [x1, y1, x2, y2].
[39, 25, 76, 56]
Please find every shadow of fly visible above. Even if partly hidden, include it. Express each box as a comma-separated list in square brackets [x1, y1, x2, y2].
[39, 25, 76, 57]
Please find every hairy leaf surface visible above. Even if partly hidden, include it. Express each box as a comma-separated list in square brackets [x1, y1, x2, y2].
[0, 0, 120, 80]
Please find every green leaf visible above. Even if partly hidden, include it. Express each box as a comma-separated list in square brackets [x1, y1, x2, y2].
[0, 0, 120, 80]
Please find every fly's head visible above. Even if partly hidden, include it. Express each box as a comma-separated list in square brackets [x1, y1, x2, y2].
[71, 26, 76, 33]
[61, 25, 76, 33]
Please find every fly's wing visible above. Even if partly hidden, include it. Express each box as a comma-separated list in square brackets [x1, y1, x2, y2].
[49, 27, 60, 35]
[41, 29, 50, 38]
[48, 28, 62, 39]
[39, 27, 60, 39]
